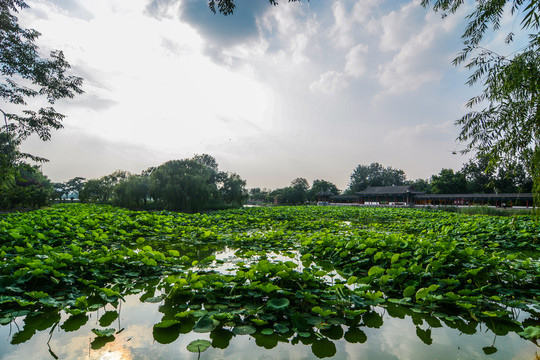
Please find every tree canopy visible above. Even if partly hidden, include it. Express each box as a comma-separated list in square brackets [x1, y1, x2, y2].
[0, 0, 83, 208]
[422, 0, 540, 205]
[348, 163, 406, 193]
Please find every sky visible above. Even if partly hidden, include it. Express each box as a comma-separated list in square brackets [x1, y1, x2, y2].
[15, 0, 523, 190]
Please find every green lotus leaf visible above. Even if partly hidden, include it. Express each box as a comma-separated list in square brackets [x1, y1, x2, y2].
[232, 325, 256, 335]
[273, 323, 289, 334]
[187, 339, 211, 353]
[193, 315, 218, 333]
[518, 326, 540, 340]
[267, 298, 289, 310]
[403, 286, 416, 298]
[99, 311, 119, 327]
[154, 320, 180, 329]
[91, 328, 115, 337]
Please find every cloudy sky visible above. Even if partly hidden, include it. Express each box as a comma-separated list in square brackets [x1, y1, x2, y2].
[16, 0, 521, 190]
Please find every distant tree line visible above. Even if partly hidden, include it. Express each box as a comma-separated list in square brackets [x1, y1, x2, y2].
[249, 178, 341, 205]
[249, 157, 533, 205]
[1, 153, 532, 211]
[77, 154, 248, 213]
[346, 158, 533, 196]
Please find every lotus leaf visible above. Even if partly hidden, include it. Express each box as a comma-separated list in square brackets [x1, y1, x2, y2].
[232, 325, 256, 335]
[186, 339, 211, 353]
[267, 298, 289, 310]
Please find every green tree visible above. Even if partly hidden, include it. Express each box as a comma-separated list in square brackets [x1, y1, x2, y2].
[220, 172, 248, 206]
[0, 164, 53, 208]
[422, 0, 540, 205]
[149, 159, 215, 212]
[308, 179, 340, 201]
[113, 174, 149, 209]
[248, 187, 270, 202]
[430, 168, 467, 194]
[64, 177, 85, 199]
[79, 179, 109, 203]
[289, 178, 309, 204]
[408, 178, 432, 194]
[0, 0, 82, 206]
[461, 156, 495, 194]
[348, 163, 407, 193]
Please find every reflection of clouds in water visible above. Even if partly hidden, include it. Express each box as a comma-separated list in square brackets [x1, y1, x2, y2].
[1, 293, 539, 359]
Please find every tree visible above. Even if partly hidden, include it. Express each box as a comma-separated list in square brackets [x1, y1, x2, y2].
[430, 168, 467, 194]
[0, 0, 82, 207]
[220, 172, 248, 206]
[0, 164, 54, 208]
[113, 174, 149, 209]
[461, 156, 495, 194]
[348, 163, 407, 193]
[408, 178, 432, 194]
[79, 179, 110, 203]
[307, 179, 340, 201]
[149, 159, 216, 212]
[64, 177, 85, 199]
[289, 178, 309, 204]
[422, 0, 540, 205]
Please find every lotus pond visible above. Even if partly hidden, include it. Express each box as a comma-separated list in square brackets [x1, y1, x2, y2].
[0, 204, 538, 359]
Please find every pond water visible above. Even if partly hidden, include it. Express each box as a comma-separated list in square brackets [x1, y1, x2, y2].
[0, 293, 537, 360]
[1, 206, 539, 359]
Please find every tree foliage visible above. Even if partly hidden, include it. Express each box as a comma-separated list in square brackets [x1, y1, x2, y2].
[430, 168, 467, 194]
[422, 0, 540, 205]
[113, 174, 149, 208]
[220, 172, 248, 206]
[0, 0, 82, 208]
[348, 163, 406, 193]
[0, 164, 53, 208]
[307, 179, 340, 201]
[79, 155, 248, 212]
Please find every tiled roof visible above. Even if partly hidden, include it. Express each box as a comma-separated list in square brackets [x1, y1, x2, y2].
[357, 186, 422, 195]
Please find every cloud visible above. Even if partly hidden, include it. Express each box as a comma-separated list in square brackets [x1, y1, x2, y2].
[59, 93, 118, 112]
[378, 2, 425, 52]
[309, 70, 348, 94]
[144, 0, 179, 20]
[20, 127, 173, 182]
[375, 2, 464, 96]
[145, 0, 270, 49]
[345, 43, 369, 77]
[330, 0, 378, 48]
[309, 43, 368, 94]
[41, 0, 93, 20]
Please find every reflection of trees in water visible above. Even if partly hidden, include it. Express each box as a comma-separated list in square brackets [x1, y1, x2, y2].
[3, 284, 536, 359]
[2, 255, 538, 358]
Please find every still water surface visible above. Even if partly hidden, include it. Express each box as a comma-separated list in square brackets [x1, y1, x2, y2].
[0, 292, 537, 360]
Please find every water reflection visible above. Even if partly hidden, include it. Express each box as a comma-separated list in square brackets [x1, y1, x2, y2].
[1, 290, 538, 360]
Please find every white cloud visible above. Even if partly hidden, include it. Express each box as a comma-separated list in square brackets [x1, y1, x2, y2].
[330, 0, 378, 48]
[309, 70, 348, 94]
[345, 43, 369, 77]
[379, 2, 424, 52]
[375, 2, 463, 96]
